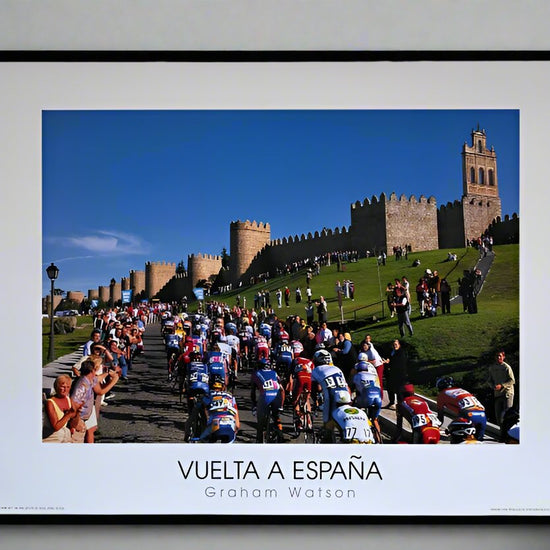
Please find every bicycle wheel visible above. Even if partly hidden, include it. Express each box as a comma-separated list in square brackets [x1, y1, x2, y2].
[303, 411, 316, 443]
[227, 369, 236, 393]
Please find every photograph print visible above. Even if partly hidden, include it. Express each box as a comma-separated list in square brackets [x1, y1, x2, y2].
[41, 109, 519, 449]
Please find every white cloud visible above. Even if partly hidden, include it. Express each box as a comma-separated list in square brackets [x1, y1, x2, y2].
[49, 230, 151, 256]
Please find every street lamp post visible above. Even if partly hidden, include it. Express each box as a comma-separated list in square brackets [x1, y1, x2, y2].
[46, 262, 59, 362]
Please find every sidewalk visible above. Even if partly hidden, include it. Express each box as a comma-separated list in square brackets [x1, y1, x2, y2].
[42, 346, 84, 397]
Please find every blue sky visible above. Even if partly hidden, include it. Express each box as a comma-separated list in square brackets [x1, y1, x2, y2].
[42, 109, 519, 297]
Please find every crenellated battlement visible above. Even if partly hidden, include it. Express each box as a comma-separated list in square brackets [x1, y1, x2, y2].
[188, 253, 222, 261]
[270, 225, 351, 247]
[145, 261, 177, 267]
[230, 220, 271, 231]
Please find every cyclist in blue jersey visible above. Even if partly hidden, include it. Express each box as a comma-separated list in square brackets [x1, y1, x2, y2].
[351, 360, 383, 442]
[251, 359, 285, 443]
[193, 376, 240, 443]
[272, 336, 294, 392]
[185, 360, 210, 412]
[164, 323, 183, 372]
[207, 352, 229, 387]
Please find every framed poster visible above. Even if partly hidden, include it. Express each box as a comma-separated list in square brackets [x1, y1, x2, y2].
[0, 60, 546, 520]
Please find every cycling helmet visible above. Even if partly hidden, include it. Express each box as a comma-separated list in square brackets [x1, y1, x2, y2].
[436, 376, 454, 391]
[211, 375, 225, 392]
[279, 330, 289, 342]
[314, 342, 326, 351]
[354, 361, 371, 372]
[357, 352, 369, 362]
[313, 349, 332, 366]
[446, 418, 476, 442]
[335, 390, 351, 405]
[402, 383, 415, 397]
[257, 358, 272, 370]
[185, 336, 193, 343]
[291, 341, 304, 356]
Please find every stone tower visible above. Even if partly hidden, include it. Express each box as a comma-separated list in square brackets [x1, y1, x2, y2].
[462, 126, 499, 198]
[145, 261, 176, 299]
[461, 126, 502, 242]
[229, 220, 271, 284]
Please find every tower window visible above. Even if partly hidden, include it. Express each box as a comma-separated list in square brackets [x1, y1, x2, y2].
[470, 167, 476, 183]
[488, 169, 494, 186]
[479, 168, 484, 185]
[478, 140, 483, 153]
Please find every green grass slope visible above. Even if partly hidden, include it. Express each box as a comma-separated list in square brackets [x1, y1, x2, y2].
[212, 244, 519, 402]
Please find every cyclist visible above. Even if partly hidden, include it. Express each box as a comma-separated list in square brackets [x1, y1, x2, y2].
[272, 334, 294, 391]
[311, 349, 353, 441]
[446, 418, 481, 444]
[238, 320, 254, 367]
[351, 360, 383, 443]
[253, 330, 270, 363]
[290, 343, 315, 431]
[192, 376, 240, 443]
[225, 324, 241, 379]
[185, 356, 210, 411]
[250, 358, 285, 443]
[329, 400, 376, 444]
[395, 384, 441, 444]
[436, 376, 487, 440]
[164, 322, 183, 375]
[207, 349, 229, 387]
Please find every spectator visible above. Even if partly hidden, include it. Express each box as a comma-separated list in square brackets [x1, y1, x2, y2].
[83, 329, 103, 356]
[70, 358, 120, 443]
[317, 296, 328, 323]
[385, 339, 409, 410]
[305, 302, 314, 325]
[440, 278, 452, 314]
[487, 350, 515, 425]
[386, 282, 395, 318]
[43, 375, 85, 443]
[391, 286, 414, 337]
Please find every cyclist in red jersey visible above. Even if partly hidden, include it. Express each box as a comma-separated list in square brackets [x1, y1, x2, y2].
[436, 376, 487, 440]
[395, 384, 441, 444]
[290, 343, 315, 430]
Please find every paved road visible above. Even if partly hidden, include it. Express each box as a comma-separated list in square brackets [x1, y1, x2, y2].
[81, 323, 329, 444]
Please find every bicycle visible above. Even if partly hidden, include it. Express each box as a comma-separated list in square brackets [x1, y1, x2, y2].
[169, 359, 186, 402]
[256, 409, 284, 443]
[294, 390, 317, 444]
[184, 398, 207, 442]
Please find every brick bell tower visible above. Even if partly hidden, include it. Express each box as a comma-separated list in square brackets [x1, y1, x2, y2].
[461, 125, 502, 241]
[462, 125, 500, 202]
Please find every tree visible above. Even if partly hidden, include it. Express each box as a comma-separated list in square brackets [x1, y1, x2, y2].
[176, 260, 186, 275]
[53, 288, 65, 296]
[221, 247, 230, 269]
